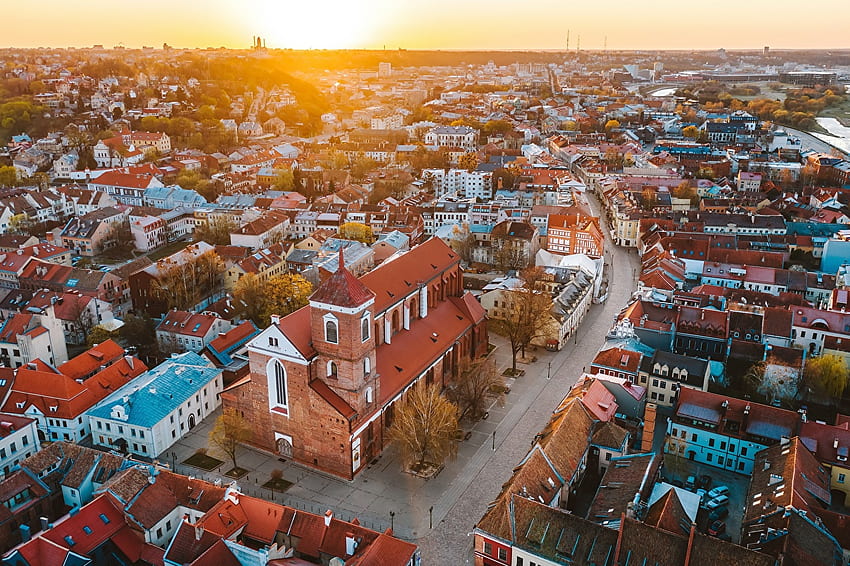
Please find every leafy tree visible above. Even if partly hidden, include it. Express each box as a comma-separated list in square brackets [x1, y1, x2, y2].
[87, 325, 118, 347]
[338, 222, 374, 244]
[234, 273, 315, 328]
[388, 382, 460, 473]
[482, 119, 513, 136]
[272, 169, 294, 191]
[175, 169, 211, 196]
[604, 119, 621, 132]
[492, 267, 553, 373]
[447, 358, 505, 421]
[804, 354, 849, 397]
[458, 152, 479, 173]
[209, 408, 252, 470]
[194, 216, 240, 246]
[351, 153, 378, 180]
[682, 125, 699, 139]
[0, 166, 18, 187]
[119, 314, 159, 361]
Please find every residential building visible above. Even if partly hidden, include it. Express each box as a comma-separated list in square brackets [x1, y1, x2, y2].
[0, 416, 40, 479]
[666, 388, 801, 475]
[1, 355, 146, 443]
[87, 352, 223, 459]
[546, 213, 604, 258]
[59, 206, 127, 256]
[229, 210, 290, 250]
[155, 310, 233, 354]
[637, 350, 711, 408]
[424, 125, 479, 151]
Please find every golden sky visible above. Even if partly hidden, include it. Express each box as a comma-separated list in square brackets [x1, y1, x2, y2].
[7, 0, 850, 51]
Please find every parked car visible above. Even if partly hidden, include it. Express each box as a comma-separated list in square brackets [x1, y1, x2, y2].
[708, 506, 729, 521]
[706, 495, 729, 510]
[696, 489, 707, 503]
[708, 520, 726, 536]
[686, 476, 696, 490]
[699, 474, 712, 490]
[707, 486, 729, 499]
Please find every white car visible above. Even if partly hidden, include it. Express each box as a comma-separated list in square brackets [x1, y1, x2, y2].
[705, 495, 729, 510]
[707, 486, 729, 499]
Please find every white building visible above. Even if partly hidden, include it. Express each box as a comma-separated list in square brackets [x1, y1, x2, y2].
[0, 415, 40, 479]
[424, 125, 479, 151]
[87, 352, 223, 459]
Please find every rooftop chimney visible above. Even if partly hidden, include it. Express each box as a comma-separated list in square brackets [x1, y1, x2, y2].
[324, 510, 333, 527]
[270, 314, 280, 325]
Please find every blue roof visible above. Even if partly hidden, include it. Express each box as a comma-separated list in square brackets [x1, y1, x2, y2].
[86, 352, 222, 428]
[469, 224, 493, 234]
[376, 230, 409, 249]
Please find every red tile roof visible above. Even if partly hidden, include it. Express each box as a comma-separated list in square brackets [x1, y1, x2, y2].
[3, 356, 146, 419]
[208, 320, 258, 354]
[309, 253, 375, 309]
[360, 237, 459, 313]
[58, 339, 125, 381]
[579, 380, 618, 422]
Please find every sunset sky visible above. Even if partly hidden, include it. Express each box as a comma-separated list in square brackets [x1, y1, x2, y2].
[8, 0, 850, 51]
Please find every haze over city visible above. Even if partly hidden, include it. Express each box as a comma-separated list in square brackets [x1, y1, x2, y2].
[8, 0, 850, 50]
[0, 4, 849, 566]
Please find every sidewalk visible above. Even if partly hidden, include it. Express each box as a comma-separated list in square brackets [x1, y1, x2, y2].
[163, 333, 562, 541]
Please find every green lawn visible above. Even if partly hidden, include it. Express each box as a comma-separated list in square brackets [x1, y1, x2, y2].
[147, 240, 190, 262]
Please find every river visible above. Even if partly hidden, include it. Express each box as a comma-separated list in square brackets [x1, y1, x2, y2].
[813, 117, 850, 154]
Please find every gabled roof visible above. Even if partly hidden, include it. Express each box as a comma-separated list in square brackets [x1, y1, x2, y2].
[58, 339, 125, 382]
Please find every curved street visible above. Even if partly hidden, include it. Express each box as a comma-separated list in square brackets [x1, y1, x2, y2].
[416, 192, 641, 563]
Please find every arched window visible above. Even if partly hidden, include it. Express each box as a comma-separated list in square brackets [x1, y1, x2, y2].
[365, 387, 373, 405]
[361, 314, 370, 342]
[364, 356, 371, 375]
[325, 319, 338, 344]
[267, 359, 288, 410]
[328, 361, 338, 380]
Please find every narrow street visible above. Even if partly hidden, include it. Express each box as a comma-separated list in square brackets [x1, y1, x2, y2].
[416, 192, 641, 563]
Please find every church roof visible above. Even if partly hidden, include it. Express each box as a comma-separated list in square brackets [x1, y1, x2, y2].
[309, 251, 374, 308]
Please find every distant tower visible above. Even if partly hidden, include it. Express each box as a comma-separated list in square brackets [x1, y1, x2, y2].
[577, 35, 581, 53]
[566, 29, 570, 51]
[763, 46, 770, 56]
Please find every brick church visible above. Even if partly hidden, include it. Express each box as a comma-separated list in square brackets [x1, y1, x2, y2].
[221, 237, 488, 480]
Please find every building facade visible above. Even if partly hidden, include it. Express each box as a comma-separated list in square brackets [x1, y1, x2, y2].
[221, 238, 488, 480]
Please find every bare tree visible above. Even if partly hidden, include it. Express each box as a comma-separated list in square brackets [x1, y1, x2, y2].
[492, 267, 553, 374]
[388, 382, 460, 475]
[491, 233, 530, 272]
[448, 358, 505, 421]
[66, 294, 96, 345]
[152, 250, 225, 311]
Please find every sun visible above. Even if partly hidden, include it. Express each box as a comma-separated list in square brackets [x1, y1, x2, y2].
[253, 0, 376, 49]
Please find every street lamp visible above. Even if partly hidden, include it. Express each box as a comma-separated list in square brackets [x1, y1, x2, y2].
[390, 511, 395, 531]
[429, 505, 434, 529]
[547, 361, 551, 379]
[492, 430, 496, 451]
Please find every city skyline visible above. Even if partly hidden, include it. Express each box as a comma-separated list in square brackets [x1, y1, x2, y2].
[7, 0, 850, 51]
